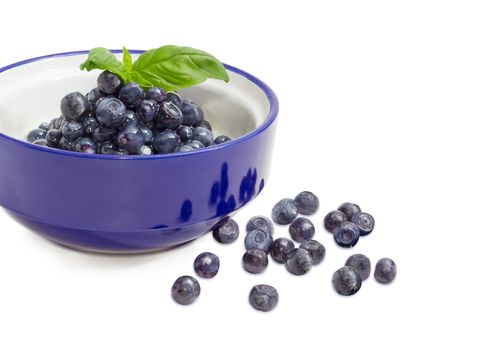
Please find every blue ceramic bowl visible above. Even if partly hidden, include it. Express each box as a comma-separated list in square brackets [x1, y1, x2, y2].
[0, 50, 278, 253]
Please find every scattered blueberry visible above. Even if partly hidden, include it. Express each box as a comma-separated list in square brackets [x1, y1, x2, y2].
[181, 100, 204, 127]
[294, 191, 319, 215]
[27, 128, 47, 143]
[116, 126, 145, 154]
[165, 91, 183, 108]
[118, 82, 145, 108]
[171, 275, 201, 305]
[60, 92, 89, 121]
[374, 258, 397, 284]
[152, 130, 180, 154]
[192, 127, 214, 147]
[193, 252, 220, 278]
[92, 126, 116, 143]
[334, 222, 360, 248]
[324, 210, 347, 233]
[285, 248, 313, 275]
[299, 239, 325, 265]
[272, 198, 298, 225]
[61, 121, 84, 141]
[338, 202, 361, 220]
[146, 86, 167, 104]
[244, 229, 273, 253]
[345, 254, 371, 280]
[289, 217, 315, 243]
[97, 71, 123, 95]
[136, 99, 158, 122]
[246, 215, 274, 235]
[212, 218, 239, 244]
[249, 284, 278, 312]
[214, 135, 231, 144]
[332, 266, 362, 296]
[74, 137, 97, 154]
[156, 102, 183, 130]
[270, 238, 295, 264]
[351, 212, 375, 236]
[99, 141, 117, 155]
[243, 249, 268, 274]
[95, 97, 126, 128]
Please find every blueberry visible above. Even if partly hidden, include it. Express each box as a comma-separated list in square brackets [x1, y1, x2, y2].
[116, 125, 145, 154]
[324, 210, 347, 233]
[171, 275, 200, 305]
[270, 238, 295, 264]
[351, 212, 375, 236]
[173, 145, 195, 153]
[115, 149, 129, 155]
[81, 117, 99, 135]
[95, 97, 126, 128]
[52, 116, 67, 130]
[86, 87, 103, 113]
[152, 130, 180, 154]
[271, 198, 298, 225]
[192, 127, 214, 147]
[285, 248, 312, 275]
[249, 284, 278, 312]
[48, 118, 59, 130]
[99, 141, 117, 155]
[155, 102, 183, 130]
[46, 129, 62, 146]
[121, 110, 140, 129]
[74, 137, 97, 154]
[38, 122, 49, 130]
[60, 92, 89, 121]
[138, 145, 153, 155]
[181, 100, 204, 127]
[212, 218, 239, 244]
[193, 252, 220, 278]
[334, 222, 360, 248]
[165, 91, 182, 108]
[59, 137, 75, 151]
[244, 229, 273, 253]
[332, 266, 362, 296]
[374, 258, 397, 284]
[186, 140, 205, 149]
[294, 191, 319, 215]
[33, 139, 48, 146]
[299, 239, 325, 265]
[139, 126, 154, 144]
[176, 125, 193, 143]
[136, 99, 158, 122]
[338, 202, 362, 220]
[289, 217, 315, 243]
[246, 215, 274, 235]
[61, 121, 84, 141]
[243, 249, 268, 274]
[345, 254, 371, 280]
[27, 128, 47, 143]
[146, 87, 167, 104]
[97, 71, 123, 95]
[92, 126, 116, 143]
[199, 120, 212, 131]
[214, 135, 231, 145]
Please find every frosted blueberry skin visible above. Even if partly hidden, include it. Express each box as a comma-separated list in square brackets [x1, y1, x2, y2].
[118, 82, 145, 108]
[338, 202, 362, 220]
[299, 239, 326, 265]
[289, 217, 315, 243]
[74, 137, 97, 154]
[272, 198, 298, 225]
[92, 126, 116, 143]
[294, 191, 319, 215]
[27, 128, 47, 143]
[374, 258, 397, 284]
[345, 254, 371, 280]
[156, 102, 183, 130]
[60, 92, 89, 121]
[61, 121, 84, 141]
[285, 248, 313, 275]
[136, 99, 159, 123]
[193, 252, 220, 278]
[246, 215, 274, 235]
[97, 71, 123, 95]
[192, 127, 214, 147]
[249, 284, 278, 312]
[165, 91, 183, 108]
[181, 100, 204, 127]
[351, 212, 375, 236]
[214, 135, 231, 144]
[270, 237, 295, 264]
[244, 229, 273, 253]
[324, 210, 348, 233]
[212, 218, 239, 244]
[243, 249, 268, 274]
[171, 275, 201, 305]
[334, 221, 360, 248]
[332, 266, 362, 296]
[116, 125, 145, 154]
[95, 97, 126, 128]
[152, 130, 180, 154]
[146, 86, 167, 104]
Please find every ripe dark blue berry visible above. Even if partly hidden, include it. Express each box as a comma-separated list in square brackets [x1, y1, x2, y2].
[212, 218, 239, 244]
[139, 126, 153, 144]
[192, 127, 214, 147]
[334, 222, 360, 248]
[245, 229, 273, 253]
[324, 210, 347, 233]
[92, 126, 116, 143]
[289, 217, 315, 243]
[193, 252, 220, 278]
[121, 110, 140, 129]
[115, 149, 129, 155]
[58, 137, 75, 151]
[345, 254, 371, 280]
[243, 249, 268, 274]
[171, 275, 201, 305]
[186, 140, 204, 149]
[294, 191, 319, 215]
[81, 117, 99, 135]
[74, 137, 97, 154]
[136, 99, 158, 122]
[116, 126, 145, 154]
[351, 212, 375, 236]
[86, 87, 102, 112]
[199, 120, 212, 131]
[246, 215, 274, 235]
[333, 266, 362, 296]
[146, 87, 167, 104]
[374, 258, 397, 284]
[165, 91, 182, 108]
[152, 130, 180, 154]
[181, 100, 204, 127]
[60, 92, 89, 121]
[99, 141, 117, 155]
[299, 239, 326, 265]
[97, 71, 122, 95]
[156, 102, 183, 130]
[61, 121, 84, 141]
[27, 128, 47, 143]
[139, 145, 153, 155]
[270, 238, 295, 264]
[176, 125, 193, 143]
[95, 97, 126, 128]
[39, 122, 49, 130]
[174, 145, 195, 153]
[118, 82, 145, 108]
[338, 202, 361, 220]
[214, 135, 231, 144]
[249, 284, 278, 312]
[46, 129, 62, 146]
[285, 248, 312, 275]
[272, 198, 298, 225]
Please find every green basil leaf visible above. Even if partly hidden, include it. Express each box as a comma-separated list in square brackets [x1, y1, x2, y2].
[79, 48, 126, 78]
[122, 47, 133, 72]
[131, 45, 229, 90]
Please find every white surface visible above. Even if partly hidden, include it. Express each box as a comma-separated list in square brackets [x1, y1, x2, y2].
[0, 1, 494, 349]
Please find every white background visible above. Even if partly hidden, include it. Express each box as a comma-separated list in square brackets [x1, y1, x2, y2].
[0, 0, 494, 349]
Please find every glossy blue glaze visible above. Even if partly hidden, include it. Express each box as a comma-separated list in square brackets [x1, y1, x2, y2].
[0, 51, 278, 253]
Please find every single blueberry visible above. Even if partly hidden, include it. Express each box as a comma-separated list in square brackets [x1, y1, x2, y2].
[38, 122, 49, 130]
[193, 252, 220, 278]
[116, 125, 145, 154]
[156, 102, 183, 130]
[186, 140, 205, 149]
[27, 128, 47, 143]
[243, 249, 268, 274]
[324, 210, 347, 233]
[338, 202, 362, 220]
[345, 254, 371, 280]
[374, 258, 397, 284]
[332, 266, 362, 296]
[181, 100, 204, 127]
[99, 141, 117, 155]
[173, 145, 195, 153]
[270, 238, 295, 264]
[139, 126, 154, 144]
[61, 121, 84, 141]
[95, 97, 126, 128]
[299, 239, 326, 265]
[285, 248, 313, 275]
[86, 87, 103, 112]
[214, 135, 231, 144]
[48, 118, 59, 130]
[246, 215, 274, 235]
[74, 137, 97, 154]
[212, 218, 239, 244]
[152, 130, 180, 154]
[118, 82, 145, 108]
[289, 217, 315, 243]
[165, 91, 182, 108]
[294, 191, 319, 215]
[46, 129, 62, 146]
[192, 127, 214, 147]
[171, 275, 201, 305]
[81, 117, 99, 135]
[334, 222, 360, 248]
[199, 120, 212, 131]
[136, 99, 159, 123]
[92, 126, 116, 143]
[60, 92, 89, 121]
[351, 212, 375, 236]
[52, 116, 67, 130]
[146, 87, 167, 104]
[139, 145, 153, 155]
[249, 284, 278, 312]
[272, 198, 298, 225]
[176, 125, 193, 143]
[97, 71, 123, 95]
[244, 229, 273, 253]
[121, 110, 140, 129]
[58, 137, 75, 151]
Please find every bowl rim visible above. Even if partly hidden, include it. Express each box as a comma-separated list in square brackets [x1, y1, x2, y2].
[0, 49, 279, 160]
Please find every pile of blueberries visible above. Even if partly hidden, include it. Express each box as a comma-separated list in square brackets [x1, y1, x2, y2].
[26, 71, 231, 155]
[170, 191, 397, 312]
